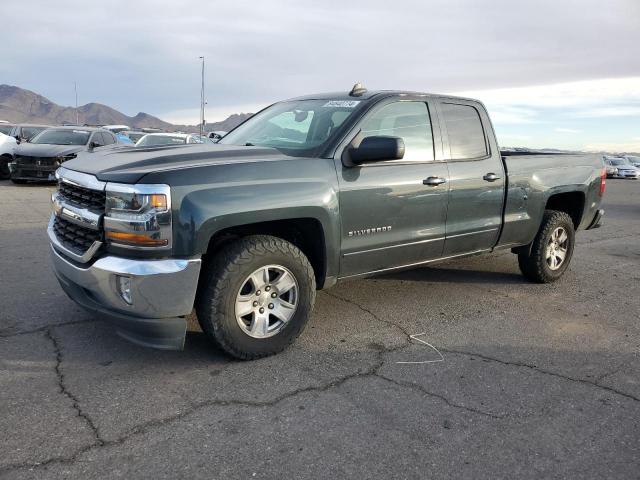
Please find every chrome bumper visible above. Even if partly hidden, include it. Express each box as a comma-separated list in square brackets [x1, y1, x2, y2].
[50, 244, 201, 350]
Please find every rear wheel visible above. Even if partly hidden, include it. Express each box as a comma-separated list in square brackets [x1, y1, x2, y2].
[518, 210, 575, 283]
[196, 235, 316, 360]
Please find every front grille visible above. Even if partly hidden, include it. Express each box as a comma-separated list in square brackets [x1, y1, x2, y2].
[58, 181, 106, 212]
[15, 156, 56, 166]
[53, 215, 102, 255]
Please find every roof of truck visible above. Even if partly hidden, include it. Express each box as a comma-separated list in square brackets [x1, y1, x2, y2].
[287, 89, 480, 104]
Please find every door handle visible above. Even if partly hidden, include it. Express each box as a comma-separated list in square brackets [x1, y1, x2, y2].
[483, 172, 501, 182]
[423, 176, 446, 186]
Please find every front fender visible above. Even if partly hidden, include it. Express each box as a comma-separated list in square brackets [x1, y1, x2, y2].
[166, 159, 341, 282]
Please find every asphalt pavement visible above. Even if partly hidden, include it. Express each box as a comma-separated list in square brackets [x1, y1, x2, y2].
[0, 178, 638, 479]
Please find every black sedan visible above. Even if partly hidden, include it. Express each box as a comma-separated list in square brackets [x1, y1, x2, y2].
[9, 127, 120, 183]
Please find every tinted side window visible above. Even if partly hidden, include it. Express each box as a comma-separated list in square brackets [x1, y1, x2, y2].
[360, 101, 434, 161]
[441, 103, 488, 160]
[91, 132, 105, 146]
[102, 132, 115, 145]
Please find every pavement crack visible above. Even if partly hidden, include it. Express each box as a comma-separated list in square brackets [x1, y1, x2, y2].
[43, 328, 105, 446]
[322, 291, 413, 341]
[0, 319, 95, 339]
[442, 348, 640, 403]
[594, 364, 626, 385]
[0, 356, 384, 475]
[375, 373, 505, 419]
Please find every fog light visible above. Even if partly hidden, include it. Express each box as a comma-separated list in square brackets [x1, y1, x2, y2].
[116, 275, 133, 305]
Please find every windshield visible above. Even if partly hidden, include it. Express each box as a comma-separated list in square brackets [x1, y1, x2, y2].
[31, 129, 91, 145]
[22, 127, 47, 140]
[0, 125, 13, 135]
[126, 132, 145, 142]
[220, 99, 362, 156]
[136, 135, 187, 147]
[608, 159, 627, 166]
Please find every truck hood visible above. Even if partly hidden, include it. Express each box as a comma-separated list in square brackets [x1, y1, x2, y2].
[16, 143, 86, 158]
[62, 144, 289, 184]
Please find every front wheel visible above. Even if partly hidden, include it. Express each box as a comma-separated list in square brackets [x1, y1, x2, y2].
[196, 235, 316, 360]
[518, 210, 575, 283]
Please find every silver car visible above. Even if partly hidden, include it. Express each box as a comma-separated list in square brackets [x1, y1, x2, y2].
[604, 157, 640, 179]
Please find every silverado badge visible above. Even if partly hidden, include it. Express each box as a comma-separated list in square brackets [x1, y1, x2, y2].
[348, 226, 392, 237]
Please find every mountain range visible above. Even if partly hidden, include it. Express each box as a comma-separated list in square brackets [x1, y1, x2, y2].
[0, 84, 252, 133]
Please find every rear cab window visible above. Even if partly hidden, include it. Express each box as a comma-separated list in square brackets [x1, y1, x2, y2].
[440, 102, 488, 160]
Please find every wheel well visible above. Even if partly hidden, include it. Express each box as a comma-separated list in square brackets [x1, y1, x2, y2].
[545, 192, 585, 228]
[204, 218, 326, 288]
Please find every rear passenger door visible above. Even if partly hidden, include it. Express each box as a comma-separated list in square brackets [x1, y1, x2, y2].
[437, 101, 505, 256]
[335, 99, 450, 278]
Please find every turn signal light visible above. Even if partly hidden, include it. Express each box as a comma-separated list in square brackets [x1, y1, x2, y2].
[600, 168, 606, 196]
[149, 194, 167, 210]
[105, 231, 169, 247]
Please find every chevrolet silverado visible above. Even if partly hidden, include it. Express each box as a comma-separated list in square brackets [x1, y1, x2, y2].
[48, 84, 605, 359]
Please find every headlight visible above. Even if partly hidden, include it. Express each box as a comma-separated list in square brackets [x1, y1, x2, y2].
[104, 183, 172, 249]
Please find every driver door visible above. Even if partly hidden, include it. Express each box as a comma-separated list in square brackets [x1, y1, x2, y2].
[335, 99, 450, 278]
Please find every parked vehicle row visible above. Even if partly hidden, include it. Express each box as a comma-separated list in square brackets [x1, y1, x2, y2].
[0, 121, 225, 182]
[9, 127, 121, 183]
[135, 132, 214, 147]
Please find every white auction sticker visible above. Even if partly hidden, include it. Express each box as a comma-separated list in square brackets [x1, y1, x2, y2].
[322, 100, 361, 108]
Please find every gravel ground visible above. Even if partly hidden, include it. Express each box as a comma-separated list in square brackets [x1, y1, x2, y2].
[0, 178, 638, 479]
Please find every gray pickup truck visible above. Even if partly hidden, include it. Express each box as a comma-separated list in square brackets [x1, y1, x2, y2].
[48, 85, 605, 359]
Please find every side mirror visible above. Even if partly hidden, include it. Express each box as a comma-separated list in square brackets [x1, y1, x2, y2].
[349, 136, 405, 165]
[14, 136, 21, 144]
[88, 141, 100, 150]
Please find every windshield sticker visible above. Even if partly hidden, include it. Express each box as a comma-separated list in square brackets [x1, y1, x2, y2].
[322, 100, 361, 108]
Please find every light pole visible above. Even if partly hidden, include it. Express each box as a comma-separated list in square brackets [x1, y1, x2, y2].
[199, 56, 205, 137]
[74, 82, 79, 125]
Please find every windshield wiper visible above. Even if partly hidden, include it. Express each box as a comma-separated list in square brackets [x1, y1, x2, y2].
[245, 142, 255, 146]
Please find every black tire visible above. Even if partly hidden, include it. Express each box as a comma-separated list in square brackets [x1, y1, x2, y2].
[196, 235, 316, 360]
[10, 178, 27, 184]
[518, 210, 575, 283]
[0, 156, 12, 180]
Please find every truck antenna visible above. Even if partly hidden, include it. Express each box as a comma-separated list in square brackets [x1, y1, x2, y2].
[349, 82, 367, 97]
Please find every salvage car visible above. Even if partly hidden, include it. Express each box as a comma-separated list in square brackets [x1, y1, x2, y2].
[9, 127, 119, 183]
[623, 155, 640, 168]
[604, 157, 639, 179]
[208, 130, 228, 142]
[122, 130, 146, 143]
[9, 124, 50, 143]
[102, 124, 130, 134]
[0, 132, 18, 179]
[0, 123, 15, 135]
[135, 132, 214, 146]
[48, 85, 605, 358]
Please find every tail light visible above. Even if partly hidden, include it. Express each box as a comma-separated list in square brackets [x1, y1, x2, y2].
[599, 168, 606, 196]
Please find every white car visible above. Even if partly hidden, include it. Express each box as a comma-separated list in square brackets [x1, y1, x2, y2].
[208, 130, 228, 142]
[604, 157, 640, 179]
[0, 132, 18, 179]
[102, 124, 131, 134]
[135, 133, 214, 147]
[623, 155, 640, 169]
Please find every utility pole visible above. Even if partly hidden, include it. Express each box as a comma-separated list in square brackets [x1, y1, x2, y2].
[199, 56, 205, 137]
[74, 82, 79, 125]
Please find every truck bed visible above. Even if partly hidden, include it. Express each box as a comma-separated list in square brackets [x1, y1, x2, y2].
[498, 153, 604, 249]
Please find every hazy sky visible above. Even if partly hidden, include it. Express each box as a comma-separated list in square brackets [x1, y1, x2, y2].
[3, 0, 639, 151]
